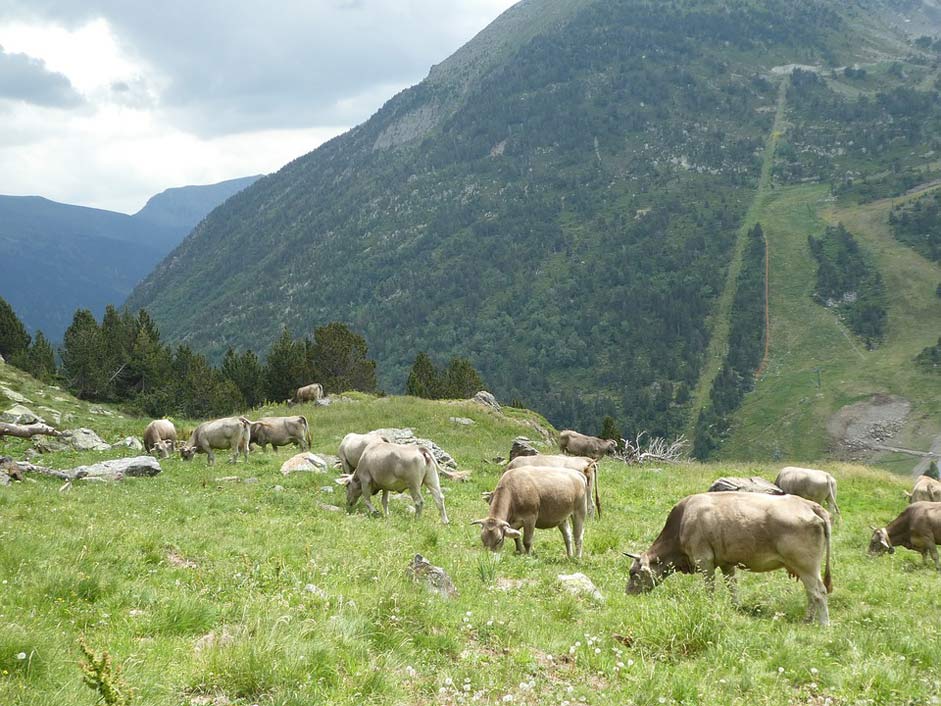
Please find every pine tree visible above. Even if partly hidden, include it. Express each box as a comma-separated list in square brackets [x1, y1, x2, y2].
[599, 415, 622, 442]
[310, 322, 377, 393]
[925, 460, 940, 481]
[61, 309, 107, 400]
[222, 348, 266, 408]
[405, 352, 441, 398]
[441, 356, 484, 399]
[264, 328, 308, 402]
[0, 295, 30, 360]
[22, 330, 57, 382]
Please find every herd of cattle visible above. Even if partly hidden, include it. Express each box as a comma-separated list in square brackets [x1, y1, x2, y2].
[141, 412, 941, 627]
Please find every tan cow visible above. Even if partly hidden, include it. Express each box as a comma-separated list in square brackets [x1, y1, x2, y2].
[143, 419, 177, 455]
[907, 475, 941, 504]
[250, 415, 311, 451]
[774, 466, 841, 519]
[472, 466, 592, 558]
[559, 430, 617, 459]
[869, 501, 941, 570]
[337, 431, 390, 473]
[625, 492, 832, 625]
[180, 416, 250, 466]
[289, 383, 324, 405]
[504, 453, 601, 518]
[337, 441, 448, 524]
[152, 439, 175, 459]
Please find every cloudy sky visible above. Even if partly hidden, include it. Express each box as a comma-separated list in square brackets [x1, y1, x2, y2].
[0, 1, 517, 213]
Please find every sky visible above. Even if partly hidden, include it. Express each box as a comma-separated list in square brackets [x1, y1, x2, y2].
[0, 1, 518, 213]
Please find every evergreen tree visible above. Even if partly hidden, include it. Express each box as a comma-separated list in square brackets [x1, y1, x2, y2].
[441, 356, 484, 399]
[0, 295, 30, 360]
[61, 309, 107, 400]
[925, 461, 940, 481]
[222, 348, 266, 408]
[405, 352, 441, 398]
[264, 328, 309, 402]
[20, 331, 57, 382]
[599, 415, 622, 443]
[310, 322, 377, 393]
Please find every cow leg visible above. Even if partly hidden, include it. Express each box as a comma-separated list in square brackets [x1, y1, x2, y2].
[928, 543, 940, 571]
[522, 521, 536, 555]
[408, 486, 425, 519]
[207, 449, 216, 466]
[558, 521, 573, 558]
[720, 566, 739, 604]
[424, 482, 449, 525]
[513, 533, 524, 553]
[800, 573, 829, 626]
[381, 490, 389, 517]
[571, 510, 585, 560]
[695, 557, 716, 591]
[361, 480, 380, 516]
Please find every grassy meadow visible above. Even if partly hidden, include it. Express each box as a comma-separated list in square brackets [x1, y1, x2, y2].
[2, 377, 941, 706]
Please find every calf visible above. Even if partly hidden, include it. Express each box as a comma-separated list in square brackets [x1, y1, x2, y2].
[472, 466, 589, 559]
[625, 492, 832, 625]
[180, 416, 250, 466]
[869, 501, 941, 570]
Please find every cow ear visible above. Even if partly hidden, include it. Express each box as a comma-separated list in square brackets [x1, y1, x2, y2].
[470, 519, 486, 526]
[503, 527, 522, 538]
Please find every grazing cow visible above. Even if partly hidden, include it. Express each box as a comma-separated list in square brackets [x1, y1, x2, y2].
[152, 439, 175, 459]
[907, 475, 941, 504]
[143, 419, 177, 454]
[869, 501, 941, 570]
[180, 416, 251, 466]
[504, 453, 601, 518]
[472, 466, 593, 558]
[337, 431, 390, 473]
[559, 430, 617, 459]
[289, 383, 324, 405]
[774, 466, 841, 519]
[250, 416, 311, 452]
[337, 441, 448, 524]
[625, 492, 832, 625]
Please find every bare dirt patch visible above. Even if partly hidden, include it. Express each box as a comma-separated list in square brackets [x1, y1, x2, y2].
[827, 394, 910, 460]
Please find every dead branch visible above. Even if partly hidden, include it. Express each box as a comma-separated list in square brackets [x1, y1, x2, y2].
[612, 433, 688, 464]
[14, 461, 86, 482]
[439, 469, 471, 482]
[0, 422, 61, 440]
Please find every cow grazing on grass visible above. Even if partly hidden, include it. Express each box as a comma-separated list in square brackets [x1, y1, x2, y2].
[337, 441, 448, 524]
[250, 416, 311, 452]
[625, 492, 832, 625]
[774, 466, 841, 519]
[143, 419, 177, 455]
[869, 501, 941, 570]
[180, 416, 251, 466]
[504, 453, 601, 518]
[559, 430, 617, 460]
[152, 439, 175, 459]
[907, 475, 941, 504]
[289, 383, 324, 405]
[472, 466, 593, 559]
[337, 431, 390, 473]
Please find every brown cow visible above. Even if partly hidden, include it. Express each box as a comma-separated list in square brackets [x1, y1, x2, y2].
[181, 416, 251, 466]
[869, 501, 941, 570]
[503, 453, 601, 518]
[774, 466, 841, 519]
[907, 475, 941, 504]
[559, 430, 617, 459]
[472, 466, 593, 558]
[250, 416, 311, 451]
[337, 431, 390, 474]
[625, 492, 832, 625]
[289, 383, 324, 405]
[143, 419, 177, 454]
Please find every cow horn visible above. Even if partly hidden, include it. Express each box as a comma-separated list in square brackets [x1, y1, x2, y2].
[335, 475, 353, 486]
[622, 552, 641, 560]
[869, 525, 879, 532]
[469, 519, 485, 526]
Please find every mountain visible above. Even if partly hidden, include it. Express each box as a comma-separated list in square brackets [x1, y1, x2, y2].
[127, 0, 941, 464]
[0, 175, 261, 340]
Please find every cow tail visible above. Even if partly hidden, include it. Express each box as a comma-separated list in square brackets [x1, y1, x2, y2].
[812, 504, 833, 594]
[590, 461, 601, 519]
[828, 476, 841, 518]
[420, 446, 440, 485]
[239, 416, 251, 457]
[302, 415, 312, 449]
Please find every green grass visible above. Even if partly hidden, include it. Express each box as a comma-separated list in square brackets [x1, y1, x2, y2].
[3, 387, 941, 705]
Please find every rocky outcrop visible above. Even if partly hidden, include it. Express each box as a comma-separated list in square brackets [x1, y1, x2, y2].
[472, 390, 501, 413]
[371, 427, 457, 469]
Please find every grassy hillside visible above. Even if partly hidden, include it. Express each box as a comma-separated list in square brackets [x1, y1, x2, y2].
[2, 375, 940, 705]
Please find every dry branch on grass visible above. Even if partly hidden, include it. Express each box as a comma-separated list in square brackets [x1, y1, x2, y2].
[0, 421, 61, 439]
[613, 432, 688, 464]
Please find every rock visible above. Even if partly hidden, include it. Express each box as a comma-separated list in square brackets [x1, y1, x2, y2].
[0, 472, 10, 486]
[114, 436, 144, 451]
[449, 416, 475, 426]
[60, 428, 111, 451]
[0, 386, 32, 404]
[273, 485, 285, 492]
[708, 476, 783, 495]
[280, 452, 330, 475]
[1, 405, 45, 425]
[318, 502, 342, 512]
[315, 397, 332, 407]
[407, 554, 458, 599]
[509, 437, 538, 461]
[557, 572, 604, 602]
[472, 390, 502, 413]
[70, 456, 162, 481]
[37, 407, 62, 426]
[371, 427, 458, 468]
[320, 486, 334, 494]
[32, 437, 70, 454]
[88, 406, 115, 417]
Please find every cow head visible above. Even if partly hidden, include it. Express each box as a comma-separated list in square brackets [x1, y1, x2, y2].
[605, 439, 618, 455]
[868, 526, 894, 556]
[180, 445, 197, 461]
[624, 552, 668, 594]
[470, 518, 522, 551]
[335, 474, 362, 508]
[153, 439, 173, 459]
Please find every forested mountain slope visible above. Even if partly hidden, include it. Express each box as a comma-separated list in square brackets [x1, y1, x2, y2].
[127, 0, 940, 448]
[0, 176, 260, 341]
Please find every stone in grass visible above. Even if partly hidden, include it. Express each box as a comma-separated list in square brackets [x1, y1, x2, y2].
[71, 456, 162, 480]
[113, 436, 144, 451]
[557, 572, 604, 603]
[1, 404, 45, 425]
[280, 452, 330, 475]
[407, 554, 458, 599]
[61, 428, 111, 452]
[449, 416, 475, 426]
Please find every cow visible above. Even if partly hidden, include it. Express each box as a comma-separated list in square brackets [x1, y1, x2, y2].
[180, 416, 251, 466]
[625, 492, 832, 625]
[250, 415, 311, 452]
[152, 439, 175, 459]
[143, 419, 177, 455]
[559, 430, 617, 460]
[289, 383, 324, 406]
[471, 465, 594, 559]
[504, 453, 601, 518]
[869, 501, 941, 570]
[774, 466, 841, 519]
[336, 441, 448, 524]
[337, 431, 390, 473]
[907, 475, 941, 504]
